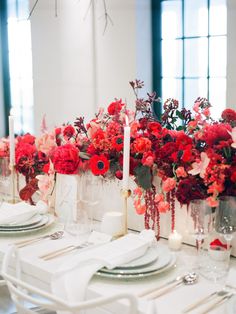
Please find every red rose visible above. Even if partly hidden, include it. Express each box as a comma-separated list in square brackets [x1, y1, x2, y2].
[203, 123, 232, 146]
[221, 108, 236, 122]
[107, 99, 124, 115]
[175, 177, 206, 205]
[15, 143, 37, 176]
[147, 121, 162, 137]
[52, 144, 79, 174]
[89, 154, 109, 175]
[63, 125, 75, 138]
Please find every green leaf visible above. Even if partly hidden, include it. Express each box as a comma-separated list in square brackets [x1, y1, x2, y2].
[134, 165, 152, 190]
[176, 125, 184, 131]
[176, 110, 184, 120]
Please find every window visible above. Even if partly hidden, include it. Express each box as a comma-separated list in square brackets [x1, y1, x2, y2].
[157, 0, 227, 119]
[7, 0, 34, 134]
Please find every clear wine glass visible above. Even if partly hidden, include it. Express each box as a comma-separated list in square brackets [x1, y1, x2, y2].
[0, 157, 11, 202]
[187, 199, 214, 251]
[215, 196, 236, 249]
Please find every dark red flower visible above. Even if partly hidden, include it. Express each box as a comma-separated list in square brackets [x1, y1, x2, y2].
[147, 121, 162, 137]
[115, 170, 123, 180]
[15, 143, 37, 177]
[63, 125, 75, 138]
[111, 135, 123, 152]
[157, 142, 177, 161]
[221, 108, 236, 122]
[176, 132, 193, 149]
[89, 154, 109, 175]
[52, 144, 79, 174]
[176, 177, 206, 205]
[107, 99, 124, 115]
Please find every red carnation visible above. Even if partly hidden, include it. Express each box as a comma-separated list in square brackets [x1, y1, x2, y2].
[107, 99, 124, 115]
[203, 123, 232, 146]
[17, 133, 35, 145]
[132, 137, 152, 154]
[147, 121, 162, 137]
[52, 144, 79, 174]
[221, 108, 236, 122]
[15, 143, 37, 176]
[89, 154, 109, 175]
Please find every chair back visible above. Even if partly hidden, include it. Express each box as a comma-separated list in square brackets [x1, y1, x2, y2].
[1, 245, 138, 314]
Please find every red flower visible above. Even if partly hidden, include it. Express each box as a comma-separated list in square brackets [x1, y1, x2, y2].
[203, 123, 232, 146]
[147, 122, 162, 137]
[107, 99, 124, 115]
[52, 144, 79, 174]
[176, 132, 192, 149]
[176, 177, 206, 205]
[132, 137, 152, 154]
[17, 133, 35, 145]
[158, 142, 177, 161]
[63, 125, 75, 138]
[89, 154, 109, 175]
[15, 143, 37, 177]
[221, 108, 236, 122]
[111, 135, 124, 152]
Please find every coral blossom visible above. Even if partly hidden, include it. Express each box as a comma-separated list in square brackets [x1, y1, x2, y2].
[162, 178, 176, 192]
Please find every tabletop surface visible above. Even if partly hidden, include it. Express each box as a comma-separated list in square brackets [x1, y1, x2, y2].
[0, 222, 236, 314]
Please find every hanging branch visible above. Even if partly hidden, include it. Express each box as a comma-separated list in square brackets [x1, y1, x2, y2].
[27, 0, 39, 20]
[101, 0, 113, 34]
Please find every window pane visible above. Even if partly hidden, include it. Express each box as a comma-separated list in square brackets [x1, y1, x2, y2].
[184, 79, 208, 110]
[162, 78, 183, 105]
[184, 0, 208, 37]
[162, 39, 183, 77]
[210, 0, 227, 35]
[209, 78, 226, 119]
[184, 38, 208, 77]
[209, 36, 226, 77]
[162, 1, 182, 39]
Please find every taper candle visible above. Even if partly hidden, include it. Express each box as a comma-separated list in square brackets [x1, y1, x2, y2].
[122, 116, 131, 190]
[9, 112, 15, 166]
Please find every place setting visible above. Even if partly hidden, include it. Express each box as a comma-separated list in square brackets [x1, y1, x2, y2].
[0, 201, 57, 236]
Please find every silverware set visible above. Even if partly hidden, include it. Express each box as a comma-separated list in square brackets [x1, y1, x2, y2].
[183, 289, 234, 313]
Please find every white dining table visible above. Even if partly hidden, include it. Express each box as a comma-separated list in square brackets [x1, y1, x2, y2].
[0, 223, 236, 314]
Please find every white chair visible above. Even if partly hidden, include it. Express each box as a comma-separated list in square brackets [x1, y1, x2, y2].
[1, 245, 138, 314]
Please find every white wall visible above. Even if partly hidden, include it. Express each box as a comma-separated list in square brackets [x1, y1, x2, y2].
[0, 20, 5, 137]
[30, 0, 152, 134]
[227, 0, 236, 109]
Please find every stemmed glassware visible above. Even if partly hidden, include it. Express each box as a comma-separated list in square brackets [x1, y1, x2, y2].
[214, 196, 236, 249]
[0, 157, 11, 203]
[187, 199, 214, 252]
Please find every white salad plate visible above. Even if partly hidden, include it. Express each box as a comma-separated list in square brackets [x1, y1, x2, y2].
[0, 214, 56, 235]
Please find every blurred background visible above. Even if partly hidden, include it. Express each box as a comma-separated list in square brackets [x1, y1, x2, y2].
[0, 0, 234, 137]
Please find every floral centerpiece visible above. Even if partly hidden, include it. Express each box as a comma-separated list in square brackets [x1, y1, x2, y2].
[1, 80, 236, 239]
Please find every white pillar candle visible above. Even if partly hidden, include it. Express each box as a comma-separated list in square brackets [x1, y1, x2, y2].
[168, 230, 182, 251]
[8, 113, 15, 166]
[122, 116, 131, 190]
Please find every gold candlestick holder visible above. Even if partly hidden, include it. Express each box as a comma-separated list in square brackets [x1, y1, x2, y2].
[121, 189, 131, 235]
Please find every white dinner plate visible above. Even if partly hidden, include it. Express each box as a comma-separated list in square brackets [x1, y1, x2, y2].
[0, 214, 56, 235]
[0, 214, 43, 229]
[111, 247, 159, 270]
[96, 247, 175, 279]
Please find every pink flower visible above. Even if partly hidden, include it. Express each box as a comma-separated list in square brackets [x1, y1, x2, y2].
[188, 152, 210, 178]
[155, 193, 164, 203]
[193, 102, 200, 113]
[136, 204, 146, 215]
[206, 196, 219, 208]
[158, 201, 169, 213]
[175, 167, 187, 178]
[162, 178, 176, 192]
[142, 151, 155, 167]
[36, 133, 57, 155]
[203, 108, 210, 117]
[87, 120, 101, 139]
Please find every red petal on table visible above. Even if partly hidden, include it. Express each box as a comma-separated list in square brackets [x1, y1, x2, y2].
[210, 238, 228, 250]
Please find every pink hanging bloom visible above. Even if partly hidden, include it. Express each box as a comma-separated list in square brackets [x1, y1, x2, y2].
[162, 178, 176, 192]
[158, 201, 169, 213]
[154, 193, 164, 203]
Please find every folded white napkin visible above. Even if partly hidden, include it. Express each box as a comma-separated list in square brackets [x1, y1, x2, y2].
[0, 202, 38, 225]
[51, 230, 155, 314]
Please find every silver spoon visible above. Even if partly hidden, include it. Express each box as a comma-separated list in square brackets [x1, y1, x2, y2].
[14, 231, 64, 248]
[146, 272, 198, 300]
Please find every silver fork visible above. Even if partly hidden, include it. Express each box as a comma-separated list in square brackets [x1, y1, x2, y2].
[39, 241, 92, 260]
[182, 290, 229, 313]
